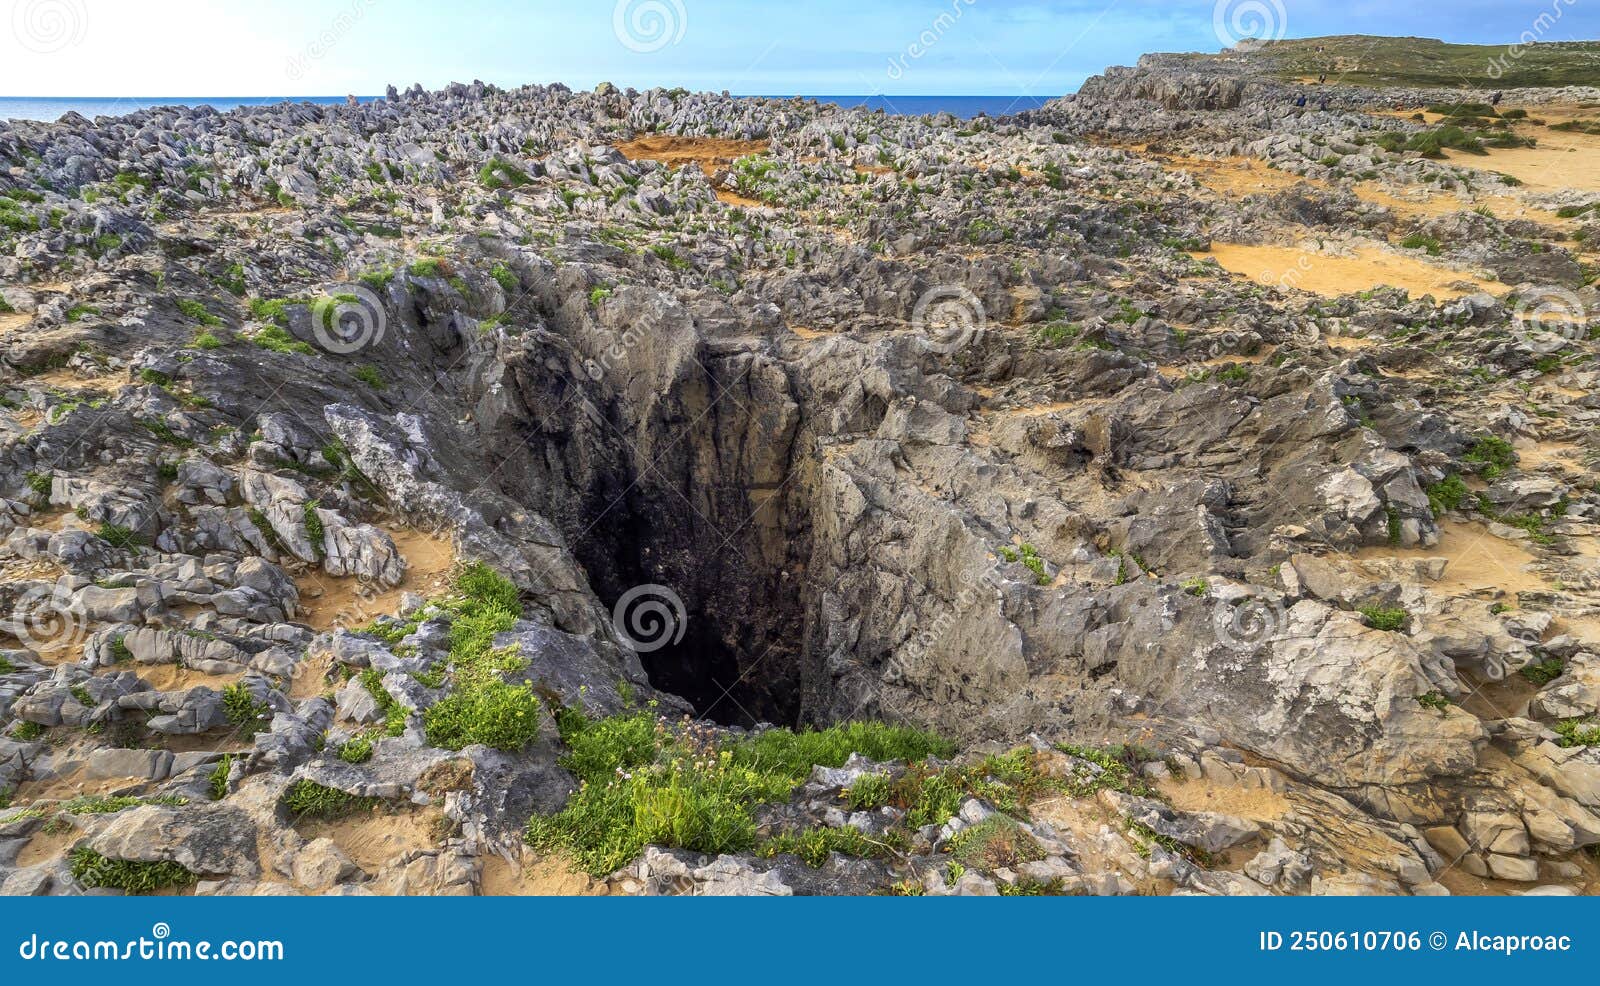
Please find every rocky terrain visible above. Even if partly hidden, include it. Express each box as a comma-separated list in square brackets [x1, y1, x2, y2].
[0, 38, 1598, 897]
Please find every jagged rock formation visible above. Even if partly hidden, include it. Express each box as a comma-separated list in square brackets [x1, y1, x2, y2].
[0, 42, 1597, 896]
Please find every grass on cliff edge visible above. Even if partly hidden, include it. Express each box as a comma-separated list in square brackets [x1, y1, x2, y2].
[357, 561, 543, 753]
[525, 710, 956, 876]
[1189, 36, 1600, 89]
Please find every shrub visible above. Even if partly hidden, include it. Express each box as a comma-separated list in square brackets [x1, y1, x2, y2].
[1359, 606, 1409, 632]
[1425, 474, 1470, 516]
[528, 713, 955, 877]
[253, 324, 315, 356]
[1399, 233, 1443, 255]
[69, 848, 195, 893]
[490, 262, 518, 294]
[1554, 720, 1600, 747]
[843, 773, 893, 810]
[1464, 436, 1517, 479]
[338, 733, 375, 764]
[221, 683, 271, 736]
[756, 826, 901, 867]
[352, 364, 385, 389]
[423, 679, 542, 751]
[946, 816, 1045, 870]
[93, 523, 145, 550]
[176, 298, 222, 327]
[730, 722, 956, 786]
[282, 779, 374, 819]
[1520, 657, 1564, 686]
[208, 754, 235, 800]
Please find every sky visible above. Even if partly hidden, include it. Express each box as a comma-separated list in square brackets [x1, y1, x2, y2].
[1, 0, 1597, 97]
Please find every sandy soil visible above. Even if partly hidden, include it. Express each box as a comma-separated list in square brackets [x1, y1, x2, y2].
[1371, 106, 1600, 194]
[293, 527, 454, 632]
[16, 823, 80, 868]
[615, 136, 770, 176]
[1353, 520, 1547, 597]
[124, 664, 243, 693]
[10, 769, 147, 806]
[478, 851, 602, 896]
[1192, 242, 1501, 299]
[1150, 152, 1564, 225]
[295, 805, 445, 875]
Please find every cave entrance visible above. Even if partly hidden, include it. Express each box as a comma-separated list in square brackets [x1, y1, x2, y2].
[636, 614, 764, 727]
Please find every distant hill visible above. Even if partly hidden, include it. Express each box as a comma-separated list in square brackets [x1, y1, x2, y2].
[1199, 35, 1600, 89]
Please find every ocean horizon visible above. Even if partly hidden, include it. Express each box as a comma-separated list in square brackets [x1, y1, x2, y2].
[0, 93, 1056, 124]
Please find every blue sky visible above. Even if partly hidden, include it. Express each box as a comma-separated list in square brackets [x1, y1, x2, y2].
[1, 0, 1596, 97]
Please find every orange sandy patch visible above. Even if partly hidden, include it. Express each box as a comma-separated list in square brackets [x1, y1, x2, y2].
[615, 136, 770, 176]
[1354, 520, 1547, 597]
[124, 663, 243, 693]
[296, 805, 444, 876]
[789, 325, 839, 340]
[1156, 151, 1564, 224]
[1372, 106, 1600, 194]
[294, 528, 454, 632]
[1192, 242, 1501, 299]
[479, 852, 602, 896]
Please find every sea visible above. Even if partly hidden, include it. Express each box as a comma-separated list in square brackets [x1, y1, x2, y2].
[0, 93, 1054, 124]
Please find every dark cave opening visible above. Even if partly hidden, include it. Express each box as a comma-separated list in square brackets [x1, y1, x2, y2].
[636, 615, 761, 728]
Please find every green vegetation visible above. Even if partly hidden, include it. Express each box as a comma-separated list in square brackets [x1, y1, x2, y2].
[93, 523, 145, 550]
[221, 683, 271, 736]
[491, 262, 518, 294]
[1464, 436, 1517, 480]
[1181, 577, 1210, 597]
[1520, 657, 1565, 687]
[337, 733, 375, 764]
[843, 772, 893, 810]
[1554, 720, 1600, 747]
[1016, 543, 1050, 585]
[352, 364, 385, 389]
[69, 848, 195, 893]
[756, 826, 905, 867]
[419, 564, 543, 752]
[282, 779, 374, 819]
[176, 298, 222, 327]
[1358, 606, 1409, 632]
[25, 470, 52, 499]
[946, 816, 1044, 870]
[60, 794, 187, 815]
[477, 156, 532, 190]
[1425, 474, 1470, 516]
[1399, 232, 1444, 255]
[1241, 36, 1600, 89]
[208, 754, 235, 800]
[527, 713, 955, 877]
[253, 324, 315, 356]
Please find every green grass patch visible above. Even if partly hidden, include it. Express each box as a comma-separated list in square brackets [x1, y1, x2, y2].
[1554, 720, 1600, 748]
[527, 711, 956, 877]
[69, 848, 195, 893]
[282, 779, 375, 819]
[1358, 606, 1409, 632]
[221, 683, 271, 736]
